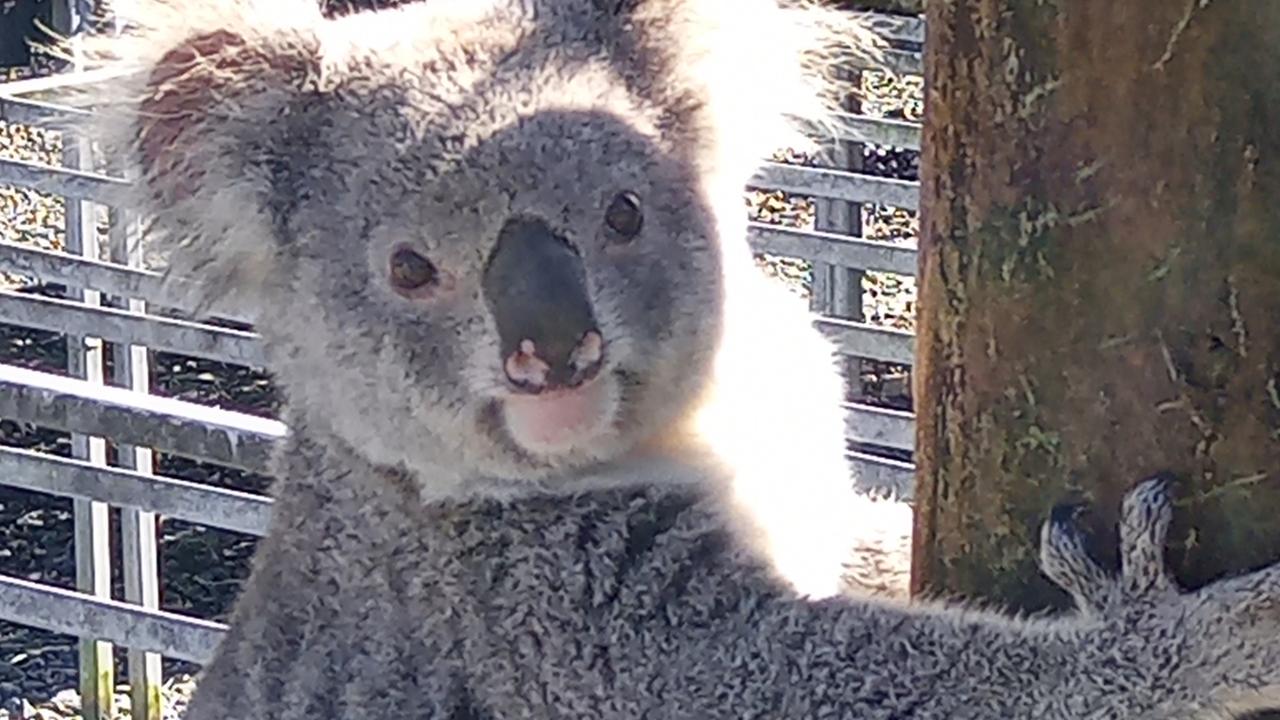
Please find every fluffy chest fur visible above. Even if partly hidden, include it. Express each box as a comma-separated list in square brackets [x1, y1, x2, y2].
[196, 443, 811, 718]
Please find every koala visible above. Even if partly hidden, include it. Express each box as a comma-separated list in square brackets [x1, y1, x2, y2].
[72, 0, 1280, 718]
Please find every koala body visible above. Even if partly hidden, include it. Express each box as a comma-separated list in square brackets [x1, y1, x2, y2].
[75, 0, 1280, 717]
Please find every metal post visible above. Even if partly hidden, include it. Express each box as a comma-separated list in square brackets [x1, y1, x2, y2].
[104, 7, 163, 712]
[62, 92, 117, 720]
[811, 66, 866, 401]
[56, 2, 115, 716]
[110, 206, 164, 720]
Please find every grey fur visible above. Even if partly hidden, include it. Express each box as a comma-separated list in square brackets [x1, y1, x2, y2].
[73, 0, 1280, 717]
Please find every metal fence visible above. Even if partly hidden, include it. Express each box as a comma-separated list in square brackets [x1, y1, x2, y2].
[0, 7, 924, 719]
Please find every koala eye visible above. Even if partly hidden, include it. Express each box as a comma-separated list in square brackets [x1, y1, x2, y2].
[388, 246, 439, 296]
[603, 191, 643, 241]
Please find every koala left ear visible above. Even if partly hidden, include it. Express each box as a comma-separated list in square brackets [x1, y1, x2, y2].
[72, 0, 325, 318]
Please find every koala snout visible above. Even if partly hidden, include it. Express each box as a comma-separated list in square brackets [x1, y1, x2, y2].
[482, 215, 606, 393]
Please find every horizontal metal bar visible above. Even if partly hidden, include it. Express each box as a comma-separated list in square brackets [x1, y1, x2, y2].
[844, 43, 923, 75]
[0, 392, 914, 520]
[0, 238, 915, 368]
[0, 289, 267, 366]
[0, 95, 91, 126]
[816, 317, 915, 365]
[748, 223, 917, 276]
[821, 112, 921, 151]
[0, 239, 166, 298]
[859, 12, 925, 45]
[0, 573, 226, 665]
[853, 47, 923, 76]
[0, 67, 134, 98]
[848, 451, 914, 499]
[0, 446, 273, 537]
[2, 157, 920, 214]
[0, 240, 256, 326]
[844, 401, 914, 451]
[0, 100, 922, 154]
[0, 156, 129, 203]
[0, 363, 286, 474]
[750, 162, 919, 210]
[0, 436, 908, 533]
[0, 97, 923, 152]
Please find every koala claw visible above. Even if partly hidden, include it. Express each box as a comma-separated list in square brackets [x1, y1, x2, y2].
[1039, 500, 1116, 614]
[1118, 475, 1177, 598]
[1042, 476, 1280, 711]
[1040, 476, 1180, 615]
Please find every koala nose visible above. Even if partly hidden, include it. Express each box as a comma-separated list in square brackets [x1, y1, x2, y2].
[482, 215, 606, 393]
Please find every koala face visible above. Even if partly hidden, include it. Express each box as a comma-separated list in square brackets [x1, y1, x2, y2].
[268, 102, 724, 492]
[92, 0, 858, 498]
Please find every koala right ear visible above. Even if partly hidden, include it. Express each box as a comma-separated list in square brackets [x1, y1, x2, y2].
[137, 29, 309, 205]
[567, 0, 884, 197]
[72, 0, 324, 318]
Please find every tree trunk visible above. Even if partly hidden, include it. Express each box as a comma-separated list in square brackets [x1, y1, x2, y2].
[912, 0, 1280, 631]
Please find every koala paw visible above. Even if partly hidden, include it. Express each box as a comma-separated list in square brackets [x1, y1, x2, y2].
[1040, 476, 1280, 709]
[1039, 476, 1177, 615]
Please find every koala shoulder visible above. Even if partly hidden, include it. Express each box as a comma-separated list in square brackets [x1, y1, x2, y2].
[659, 254, 912, 599]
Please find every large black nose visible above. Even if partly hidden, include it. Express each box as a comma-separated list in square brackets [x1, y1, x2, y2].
[482, 216, 605, 393]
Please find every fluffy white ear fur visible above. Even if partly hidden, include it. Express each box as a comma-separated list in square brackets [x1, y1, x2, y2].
[625, 0, 885, 194]
[59, 0, 325, 318]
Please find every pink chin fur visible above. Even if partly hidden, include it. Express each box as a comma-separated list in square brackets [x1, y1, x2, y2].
[501, 375, 614, 454]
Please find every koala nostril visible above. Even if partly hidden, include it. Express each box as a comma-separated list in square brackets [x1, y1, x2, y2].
[566, 329, 606, 387]
[571, 330, 604, 373]
[504, 339, 552, 391]
[503, 331, 606, 393]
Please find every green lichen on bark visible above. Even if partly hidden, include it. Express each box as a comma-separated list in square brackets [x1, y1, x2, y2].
[914, 0, 1280, 620]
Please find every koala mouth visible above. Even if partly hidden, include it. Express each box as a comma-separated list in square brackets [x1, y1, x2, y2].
[500, 371, 618, 455]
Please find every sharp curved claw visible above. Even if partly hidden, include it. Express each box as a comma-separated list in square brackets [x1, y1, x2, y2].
[1039, 501, 1116, 614]
[1119, 475, 1178, 598]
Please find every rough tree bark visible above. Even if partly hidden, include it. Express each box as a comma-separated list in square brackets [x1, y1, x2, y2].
[912, 0, 1280, 631]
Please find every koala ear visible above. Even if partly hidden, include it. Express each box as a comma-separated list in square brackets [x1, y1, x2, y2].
[73, 0, 324, 318]
[136, 28, 315, 204]
[583, 0, 884, 188]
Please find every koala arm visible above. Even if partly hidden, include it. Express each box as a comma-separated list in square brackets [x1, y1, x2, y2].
[578, 479, 1280, 719]
[174, 451, 1278, 720]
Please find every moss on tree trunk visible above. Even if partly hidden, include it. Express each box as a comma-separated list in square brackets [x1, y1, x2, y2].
[912, 0, 1280, 630]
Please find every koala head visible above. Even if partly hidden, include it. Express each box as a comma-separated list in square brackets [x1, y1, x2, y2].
[83, 0, 874, 498]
